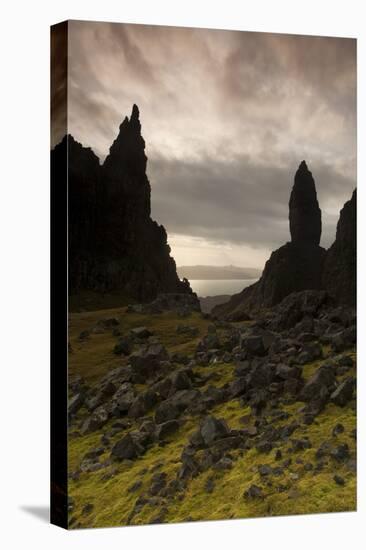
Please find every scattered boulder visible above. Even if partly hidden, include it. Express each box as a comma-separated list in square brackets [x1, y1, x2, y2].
[128, 390, 159, 419]
[129, 344, 169, 381]
[130, 327, 152, 339]
[332, 423, 345, 437]
[68, 393, 84, 416]
[78, 330, 90, 341]
[155, 401, 180, 424]
[111, 433, 145, 460]
[110, 383, 136, 416]
[149, 472, 167, 495]
[299, 365, 336, 402]
[333, 474, 345, 486]
[200, 416, 230, 446]
[244, 485, 263, 499]
[96, 318, 119, 329]
[80, 406, 109, 434]
[113, 337, 132, 356]
[156, 420, 180, 440]
[330, 444, 350, 462]
[330, 377, 355, 407]
[240, 334, 265, 356]
[169, 369, 192, 393]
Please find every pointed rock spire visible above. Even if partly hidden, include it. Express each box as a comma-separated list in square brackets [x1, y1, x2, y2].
[289, 160, 322, 246]
[104, 103, 146, 175]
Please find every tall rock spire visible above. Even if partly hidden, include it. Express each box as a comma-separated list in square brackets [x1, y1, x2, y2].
[51, 104, 195, 305]
[104, 103, 147, 178]
[289, 160, 322, 246]
[213, 161, 326, 318]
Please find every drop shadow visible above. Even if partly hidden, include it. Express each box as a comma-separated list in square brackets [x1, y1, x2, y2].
[20, 505, 49, 523]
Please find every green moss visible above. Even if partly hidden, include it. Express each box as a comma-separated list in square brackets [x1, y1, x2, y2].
[67, 307, 356, 528]
[69, 308, 211, 384]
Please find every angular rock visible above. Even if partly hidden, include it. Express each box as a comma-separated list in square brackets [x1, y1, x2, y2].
[330, 377, 355, 407]
[240, 335, 265, 356]
[129, 344, 169, 380]
[80, 406, 109, 434]
[111, 433, 145, 460]
[130, 327, 152, 339]
[200, 416, 230, 446]
[68, 393, 84, 416]
[154, 401, 180, 424]
[244, 485, 263, 499]
[128, 390, 159, 419]
[156, 420, 180, 440]
[110, 383, 136, 416]
[299, 365, 336, 402]
[113, 337, 132, 356]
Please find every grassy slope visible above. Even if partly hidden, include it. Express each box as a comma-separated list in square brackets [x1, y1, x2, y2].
[68, 308, 356, 528]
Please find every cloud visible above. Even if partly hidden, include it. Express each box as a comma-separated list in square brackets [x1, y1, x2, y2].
[148, 154, 355, 253]
[51, 21, 356, 267]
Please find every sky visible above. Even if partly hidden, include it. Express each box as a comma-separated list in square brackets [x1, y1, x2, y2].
[60, 20, 356, 269]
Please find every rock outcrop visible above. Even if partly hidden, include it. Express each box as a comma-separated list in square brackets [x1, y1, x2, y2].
[52, 105, 195, 305]
[289, 161, 321, 245]
[213, 161, 326, 319]
[322, 190, 356, 306]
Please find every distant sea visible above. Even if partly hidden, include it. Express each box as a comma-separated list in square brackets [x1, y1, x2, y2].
[189, 279, 257, 297]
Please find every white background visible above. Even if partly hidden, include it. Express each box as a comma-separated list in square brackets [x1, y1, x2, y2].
[0, 0, 365, 548]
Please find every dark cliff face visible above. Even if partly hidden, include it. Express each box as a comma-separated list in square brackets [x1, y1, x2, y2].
[52, 105, 192, 304]
[289, 160, 322, 246]
[213, 161, 327, 318]
[322, 189, 356, 306]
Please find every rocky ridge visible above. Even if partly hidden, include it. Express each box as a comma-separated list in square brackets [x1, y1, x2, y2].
[52, 104, 195, 306]
[213, 162, 356, 319]
[322, 189, 356, 306]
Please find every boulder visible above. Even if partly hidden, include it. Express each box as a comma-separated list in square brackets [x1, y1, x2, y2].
[299, 365, 336, 402]
[130, 327, 152, 339]
[96, 317, 119, 329]
[154, 401, 180, 424]
[155, 420, 180, 440]
[200, 416, 230, 446]
[244, 485, 263, 499]
[128, 390, 159, 418]
[275, 364, 301, 380]
[68, 393, 84, 416]
[80, 406, 109, 434]
[113, 337, 132, 356]
[330, 377, 355, 407]
[247, 363, 276, 388]
[129, 344, 169, 380]
[111, 433, 145, 460]
[240, 335, 265, 356]
[168, 369, 192, 393]
[110, 383, 136, 416]
[169, 389, 201, 412]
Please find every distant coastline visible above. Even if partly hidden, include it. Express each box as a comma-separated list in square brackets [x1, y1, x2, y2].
[178, 265, 261, 280]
